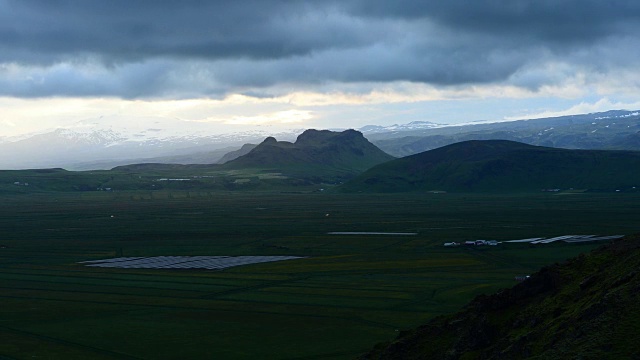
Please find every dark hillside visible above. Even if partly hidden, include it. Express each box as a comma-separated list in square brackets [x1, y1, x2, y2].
[224, 129, 394, 179]
[363, 234, 640, 359]
[217, 143, 257, 164]
[341, 140, 640, 192]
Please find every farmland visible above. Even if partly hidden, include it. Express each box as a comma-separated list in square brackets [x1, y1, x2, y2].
[1, 191, 639, 359]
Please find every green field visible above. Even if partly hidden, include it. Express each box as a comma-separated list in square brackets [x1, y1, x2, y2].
[1, 192, 638, 359]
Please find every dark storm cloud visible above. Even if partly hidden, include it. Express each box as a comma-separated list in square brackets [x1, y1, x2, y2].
[349, 1, 640, 42]
[0, 0, 363, 63]
[0, 0, 638, 98]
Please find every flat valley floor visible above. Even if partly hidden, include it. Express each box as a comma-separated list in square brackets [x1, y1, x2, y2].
[1, 191, 638, 359]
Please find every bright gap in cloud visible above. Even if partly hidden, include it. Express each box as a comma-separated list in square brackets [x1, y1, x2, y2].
[0, 80, 637, 138]
[220, 109, 314, 125]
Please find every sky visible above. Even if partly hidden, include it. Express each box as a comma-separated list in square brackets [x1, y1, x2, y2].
[1, 0, 640, 136]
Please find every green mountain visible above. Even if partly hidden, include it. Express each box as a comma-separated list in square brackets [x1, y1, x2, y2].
[340, 140, 640, 193]
[363, 234, 640, 359]
[223, 129, 395, 181]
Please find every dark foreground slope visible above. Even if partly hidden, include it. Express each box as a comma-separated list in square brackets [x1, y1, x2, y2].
[341, 140, 640, 192]
[363, 234, 640, 360]
[224, 129, 394, 180]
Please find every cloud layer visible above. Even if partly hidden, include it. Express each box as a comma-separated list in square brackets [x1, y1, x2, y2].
[1, 0, 639, 98]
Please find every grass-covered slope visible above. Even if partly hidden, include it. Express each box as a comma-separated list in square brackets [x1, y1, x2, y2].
[223, 129, 394, 180]
[341, 140, 640, 192]
[363, 234, 640, 360]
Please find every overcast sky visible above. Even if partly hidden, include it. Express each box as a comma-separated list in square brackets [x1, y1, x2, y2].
[1, 0, 640, 136]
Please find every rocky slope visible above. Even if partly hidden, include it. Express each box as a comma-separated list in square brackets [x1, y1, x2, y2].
[363, 234, 640, 359]
[224, 129, 394, 180]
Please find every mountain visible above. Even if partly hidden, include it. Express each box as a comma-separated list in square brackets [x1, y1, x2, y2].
[67, 146, 243, 170]
[359, 121, 444, 135]
[0, 116, 301, 170]
[224, 129, 395, 180]
[369, 110, 640, 157]
[340, 140, 640, 193]
[3, 109, 639, 171]
[0, 130, 393, 193]
[362, 234, 640, 359]
[217, 143, 257, 164]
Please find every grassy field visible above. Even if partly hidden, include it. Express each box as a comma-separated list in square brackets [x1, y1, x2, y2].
[1, 192, 638, 359]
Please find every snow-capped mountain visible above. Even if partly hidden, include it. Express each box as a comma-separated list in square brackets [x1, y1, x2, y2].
[0, 116, 303, 170]
[2, 110, 639, 170]
[0, 114, 446, 170]
[358, 121, 444, 134]
[594, 110, 640, 120]
[367, 110, 640, 157]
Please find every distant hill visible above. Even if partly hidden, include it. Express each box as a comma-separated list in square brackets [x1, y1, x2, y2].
[217, 143, 257, 164]
[363, 234, 640, 359]
[2, 109, 638, 170]
[74, 143, 258, 170]
[369, 110, 640, 157]
[340, 140, 640, 192]
[0, 115, 302, 170]
[67, 146, 240, 170]
[224, 129, 394, 181]
[1, 130, 392, 192]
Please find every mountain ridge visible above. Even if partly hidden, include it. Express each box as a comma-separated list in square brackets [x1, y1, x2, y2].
[223, 129, 395, 180]
[0, 116, 302, 170]
[341, 140, 640, 193]
[1, 109, 639, 170]
[370, 110, 640, 157]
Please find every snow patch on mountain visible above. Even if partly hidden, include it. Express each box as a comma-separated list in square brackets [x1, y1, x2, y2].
[595, 111, 640, 120]
[359, 121, 444, 134]
[2, 110, 639, 170]
[0, 115, 305, 170]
